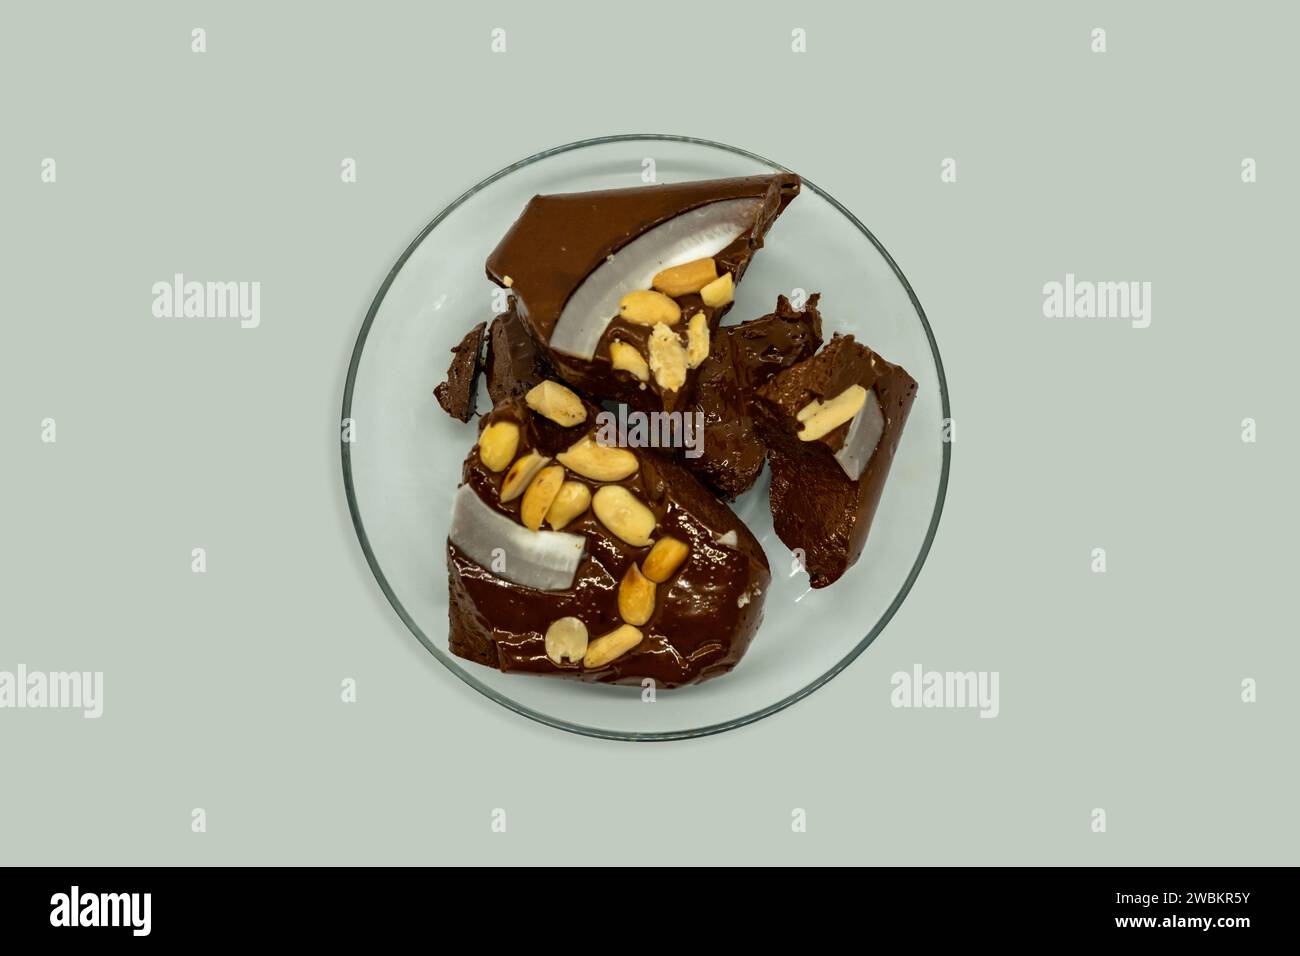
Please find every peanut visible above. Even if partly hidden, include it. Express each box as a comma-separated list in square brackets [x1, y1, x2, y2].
[520, 464, 565, 531]
[582, 624, 643, 669]
[686, 312, 709, 368]
[556, 436, 638, 482]
[592, 485, 656, 547]
[619, 289, 681, 326]
[500, 451, 550, 502]
[796, 384, 868, 442]
[545, 480, 591, 531]
[477, 420, 520, 472]
[642, 536, 689, 582]
[618, 563, 656, 626]
[544, 616, 588, 665]
[648, 322, 687, 392]
[609, 340, 650, 382]
[699, 272, 734, 308]
[652, 257, 717, 297]
[525, 379, 587, 427]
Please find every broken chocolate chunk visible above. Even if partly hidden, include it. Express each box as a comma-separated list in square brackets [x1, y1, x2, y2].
[433, 321, 487, 422]
[447, 396, 770, 687]
[485, 174, 800, 415]
[754, 333, 917, 588]
[484, 300, 556, 405]
[682, 294, 823, 499]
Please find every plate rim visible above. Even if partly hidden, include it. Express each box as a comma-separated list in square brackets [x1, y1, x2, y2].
[340, 133, 952, 742]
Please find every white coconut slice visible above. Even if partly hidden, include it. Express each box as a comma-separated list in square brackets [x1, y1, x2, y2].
[834, 387, 885, 481]
[549, 198, 763, 360]
[448, 484, 585, 591]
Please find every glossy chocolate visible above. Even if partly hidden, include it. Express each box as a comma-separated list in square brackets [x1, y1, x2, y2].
[447, 397, 771, 687]
[483, 301, 555, 405]
[755, 334, 917, 588]
[485, 174, 800, 414]
[434, 321, 486, 422]
[681, 294, 823, 499]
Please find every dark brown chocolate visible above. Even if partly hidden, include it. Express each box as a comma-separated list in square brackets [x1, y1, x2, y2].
[434, 321, 487, 422]
[755, 334, 917, 588]
[485, 174, 800, 415]
[484, 300, 555, 405]
[681, 294, 823, 499]
[447, 397, 771, 687]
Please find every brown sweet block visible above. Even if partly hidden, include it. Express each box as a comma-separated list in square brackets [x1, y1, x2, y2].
[485, 174, 800, 415]
[682, 294, 823, 500]
[447, 396, 770, 688]
[433, 322, 487, 422]
[484, 300, 556, 405]
[754, 334, 917, 588]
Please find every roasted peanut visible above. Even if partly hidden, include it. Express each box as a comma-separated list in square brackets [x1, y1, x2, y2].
[500, 451, 550, 502]
[520, 464, 565, 531]
[686, 312, 709, 368]
[609, 340, 650, 382]
[556, 436, 638, 482]
[592, 485, 656, 547]
[525, 380, 587, 427]
[545, 480, 591, 531]
[618, 563, 656, 626]
[699, 272, 734, 308]
[619, 289, 681, 326]
[477, 420, 520, 472]
[648, 322, 687, 392]
[642, 536, 689, 582]
[652, 257, 718, 297]
[796, 384, 867, 442]
[582, 624, 643, 668]
[544, 616, 588, 664]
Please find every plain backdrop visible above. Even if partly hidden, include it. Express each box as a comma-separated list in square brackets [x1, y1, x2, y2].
[1, 1, 1295, 864]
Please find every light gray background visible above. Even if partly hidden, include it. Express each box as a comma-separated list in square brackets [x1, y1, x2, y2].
[2, 1, 1295, 865]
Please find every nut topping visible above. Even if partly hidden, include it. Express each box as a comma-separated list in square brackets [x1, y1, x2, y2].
[647, 322, 688, 392]
[686, 312, 710, 368]
[582, 624, 643, 668]
[544, 616, 588, 664]
[609, 340, 650, 382]
[500, 451, 550, 502]
[618, 563, 656, 626]
[651, 257, 718, 297]
[619, 289, 682, 326]
[556, 436, 639, 482]
[796, 384, 868, 442]
[525, 379, 587, 427]
[642, 536, 689, 582]
[520, 464, 565, 531]
[545, 480, 591, 531]
[477, 420, 520, 472]
[592, 485, 656, 547]
[699, 272, 734, 308]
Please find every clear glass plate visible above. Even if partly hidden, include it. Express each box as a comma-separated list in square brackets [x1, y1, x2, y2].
[342, 135, 950, 740]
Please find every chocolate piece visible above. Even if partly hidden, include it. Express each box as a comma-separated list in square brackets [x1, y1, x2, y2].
[755, 334, 917, 588]
[447, 397, 770, 687]
[434, 322, 487, 422]
[484, 300, 555, 404]
[683, 294, 823, 499]
[485, 174, 800, 414]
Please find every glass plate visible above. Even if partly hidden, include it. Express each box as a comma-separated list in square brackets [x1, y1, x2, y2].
[342, 135, 950, 740]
